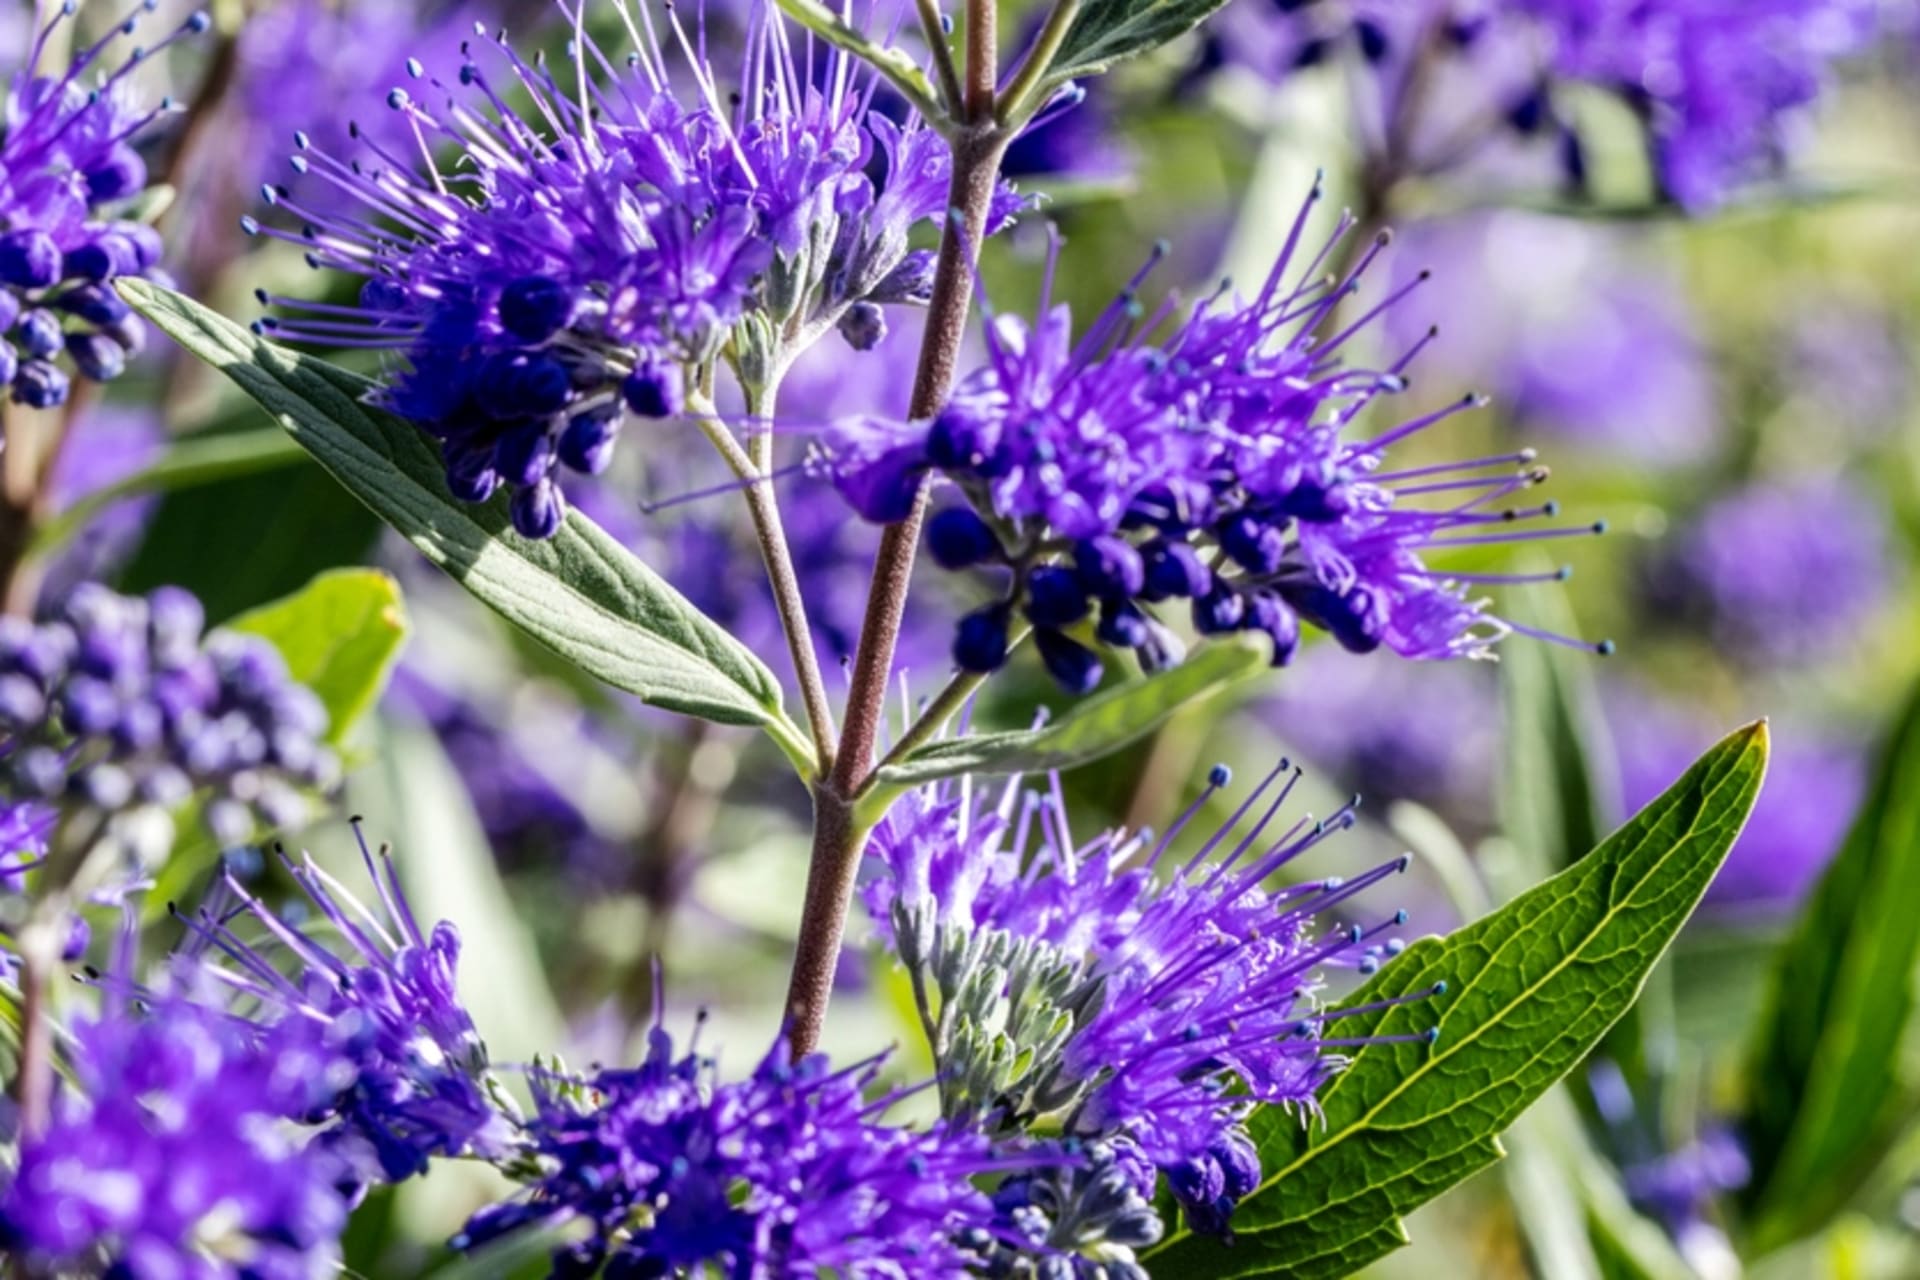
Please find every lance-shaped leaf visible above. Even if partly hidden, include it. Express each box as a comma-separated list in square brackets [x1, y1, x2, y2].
[1146, 721, 1768, 1280]
[1044, 0, 1238, 87]
[119, 280, 813, 772]
[1740, 688, 1920, 1253]
[867, 636, 1265, 802]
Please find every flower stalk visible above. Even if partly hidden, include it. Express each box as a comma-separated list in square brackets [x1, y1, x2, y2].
[783, 0, 1013, 1055]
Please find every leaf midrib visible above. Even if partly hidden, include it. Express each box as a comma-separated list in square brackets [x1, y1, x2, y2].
[1152, 740, 1754, 1253]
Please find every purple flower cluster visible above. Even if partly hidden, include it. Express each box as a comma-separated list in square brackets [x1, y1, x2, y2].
[254, 2, 1024, 538]
[828, 188, 1601, 692]
[176, 826, 512, 1184]
[0, 584, 338, 857]
[1199, 0, 1874, 211]
[1641, 477, 1893, 667]
[0, 3, 201, 408]
[457, 1017, 1001, 1276]
[863, 760, 1439, 1238]
[0, 963, 355, 1278]
[1515, 0, 1876, 210]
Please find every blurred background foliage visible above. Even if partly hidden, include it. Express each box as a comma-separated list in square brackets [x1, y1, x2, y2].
[14, 0, 1920, 1273]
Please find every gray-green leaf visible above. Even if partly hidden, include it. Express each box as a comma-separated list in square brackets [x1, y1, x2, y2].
[1146, 721, 1768, 1279]
[118, 280, 812, 772]
[1045, 0, 1238, 87]
[866, 636, 1265, 804]
[1740, 688, 1920, 1254]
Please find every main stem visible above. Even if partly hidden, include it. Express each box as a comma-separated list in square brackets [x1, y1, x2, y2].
[783, 89, 1010, 1056]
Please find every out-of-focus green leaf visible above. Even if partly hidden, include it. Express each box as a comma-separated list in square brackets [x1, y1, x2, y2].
[32, 427, 304, 556]
[1146, 723, 1768, 1279]
[1741, 688, 1920, 1253]
[1499, 577, 1620, 874]
[866, 636, 1266, 803]
[227, 568, 408, 748]
[1046, 0, 1238, 87]
[348, 716, 565, 1062]
[119, 280, 812, 772]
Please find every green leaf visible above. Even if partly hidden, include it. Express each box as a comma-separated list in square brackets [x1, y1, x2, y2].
[33, 427, 304, 557]
[119, 280, 812, 771]
[1045, 0, 1237, 87]
[772, 0, 946, 123]
[348, 716, 566, 1063]
[1498, 576, 1620, 875]
[866, 636, 1265, 800]
[226, 568, 409, 748]
[1740, 687, 1920, 1253]
[1146, 722, 1769, 1280]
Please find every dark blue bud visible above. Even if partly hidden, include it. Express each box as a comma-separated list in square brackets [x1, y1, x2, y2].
[1074, 535, 1145, 599]
[509, 479, 566, 539]
[621, 364, 682, 419]
[926, 507, 1000, 570]
[479, 352, 571, 418]
[927, 403, 1002, 473]
[66, 332, 127, 383]
[1505, 86, 1548, 135]
[497, 276, 576, 343]
[952, 604, 1012, 674]
[84, 146, 147, 205]
[1281, 478, 1352, 522]
[1025, 566, 1090, 628]
[0, 231, 61, 290]
[16, 309, 63, 358]
[1096, 599, 1149, 649]
[1214, 1130, 1261, 1201]
[1558, 124, 1588, 191]
[1282, 582, 1385, 654]
[1355, 17, 1390, 62]
[492, 426, 555, 488]
[361, 277, 409, 312]
[1245, 591, 1299, 666]
[123, 225, 164, 271]
[0, 343, 17, 388]
[1217, 512, 1286, 574]
[837, 300, 887, 351]
[1192, 585, 1246, 635]
[10, 361, 69, 409]
[557, 411, 618, 475]
[0, 291, 19, 332]
[1035, 627, 1103, 694]
[442, 444, 500, 504]
[1141, 538, 1212, 601]
[55, 284, 130, 327]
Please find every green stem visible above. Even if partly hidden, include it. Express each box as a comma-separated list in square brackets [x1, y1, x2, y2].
[995, 0, 1081, 124]
[689, 390, 838, 778]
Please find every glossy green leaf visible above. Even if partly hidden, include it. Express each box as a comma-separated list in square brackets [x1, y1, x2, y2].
[119, 280, 812, 770]
[868, 636, 1266, 798]
[226, 568, 409, 748]
[1147, 722, 1768, 1280]
[1740, 688, 1920, 1253]
[1045, 0, 1238, 87]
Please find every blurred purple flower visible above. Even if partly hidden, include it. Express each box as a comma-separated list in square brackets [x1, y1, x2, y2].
[235, 0, 491, 208]
[1643, 477, 1893, 666]
[1783, 301, 1912, 438]
[1259, 644, 1501, 829]
[38, 403, 163, 604]
[1387, 215, 1721, 466]
[1515, 0, 1877, 210]
[1608, 685, 1862, 912]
